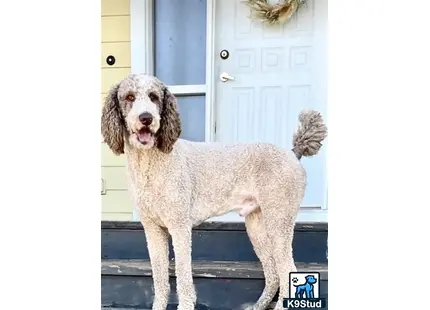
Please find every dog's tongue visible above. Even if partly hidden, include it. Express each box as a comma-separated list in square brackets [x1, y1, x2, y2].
[137, 132, 152, 144]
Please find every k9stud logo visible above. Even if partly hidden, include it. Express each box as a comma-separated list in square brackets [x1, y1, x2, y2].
[283, 272, 327, 309]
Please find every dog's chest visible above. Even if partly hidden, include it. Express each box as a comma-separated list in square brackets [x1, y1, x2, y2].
[127, 165, 185, 220]
[129, 171, 166, 204]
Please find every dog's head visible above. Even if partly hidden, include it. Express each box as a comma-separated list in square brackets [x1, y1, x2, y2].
[101, 74, 181, 155]
[305, 275, 317, 284]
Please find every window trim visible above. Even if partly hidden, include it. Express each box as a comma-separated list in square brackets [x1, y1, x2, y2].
[168, 85, 206, 96]
[130, 0, 153, 76]
[204, 0, 216, 142]
[130, 0, 216, 142]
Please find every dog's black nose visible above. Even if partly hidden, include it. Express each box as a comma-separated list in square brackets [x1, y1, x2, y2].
[139, 112, 153, 126]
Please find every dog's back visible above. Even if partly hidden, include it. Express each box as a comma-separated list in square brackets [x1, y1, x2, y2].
[166, 139, 303, 224]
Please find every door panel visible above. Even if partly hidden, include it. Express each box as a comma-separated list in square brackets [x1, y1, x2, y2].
[214, 0, 327, 214]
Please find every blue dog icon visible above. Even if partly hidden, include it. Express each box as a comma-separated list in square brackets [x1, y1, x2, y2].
[293, 275, 317, 299]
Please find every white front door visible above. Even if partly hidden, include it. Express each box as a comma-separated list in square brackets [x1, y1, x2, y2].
[210, 0, 327, 222]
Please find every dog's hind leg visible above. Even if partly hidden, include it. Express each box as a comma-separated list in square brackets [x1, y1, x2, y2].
[243, 208, 279, 310]
[263, 208, 298, 310]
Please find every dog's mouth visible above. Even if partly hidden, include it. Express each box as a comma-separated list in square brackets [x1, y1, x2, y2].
[135, 128, 154, 145]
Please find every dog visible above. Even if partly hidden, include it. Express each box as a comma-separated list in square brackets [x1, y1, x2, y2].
[101, 74, 327, 310]
[294, 275, 317, 299]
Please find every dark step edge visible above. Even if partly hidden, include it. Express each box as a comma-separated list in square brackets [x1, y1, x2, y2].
[101, 304, 278, 310]
[102, 308, 150, 310]
[101, 259, 328, 280]
[101, 221, 328, 232]
[101, 305, 277, 310]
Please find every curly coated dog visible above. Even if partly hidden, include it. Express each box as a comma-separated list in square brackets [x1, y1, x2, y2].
[101, 74, 327, 310]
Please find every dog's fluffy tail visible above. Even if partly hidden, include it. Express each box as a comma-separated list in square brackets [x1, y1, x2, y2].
[292, 109, 327, 160]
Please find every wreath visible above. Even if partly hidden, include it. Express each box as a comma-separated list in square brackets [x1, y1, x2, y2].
[242, 0, 306, 25]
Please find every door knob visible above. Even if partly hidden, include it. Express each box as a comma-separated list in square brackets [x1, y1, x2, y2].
[220, 72, 235, 82]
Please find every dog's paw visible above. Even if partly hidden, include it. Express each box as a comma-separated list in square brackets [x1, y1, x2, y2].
[177, 301, 196, 310]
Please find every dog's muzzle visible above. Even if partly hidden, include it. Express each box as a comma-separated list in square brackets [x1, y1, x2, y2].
[136, 112, 154, 145]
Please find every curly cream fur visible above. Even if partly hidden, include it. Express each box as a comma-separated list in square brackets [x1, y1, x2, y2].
[101, 74, 327, 310]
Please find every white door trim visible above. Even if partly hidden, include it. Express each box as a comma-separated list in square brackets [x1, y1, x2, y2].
[130, 0, 153, 221]
[130, 0, 154, 75]
[168, 85, 207, 96]
[205, 0, 216, 142]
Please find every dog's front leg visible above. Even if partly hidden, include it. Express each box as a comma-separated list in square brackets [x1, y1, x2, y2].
[143, 222, 170, 310]
[170, 226, 196, 310]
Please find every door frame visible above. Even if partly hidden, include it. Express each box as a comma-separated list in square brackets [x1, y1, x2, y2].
[130, 0, 327, 222]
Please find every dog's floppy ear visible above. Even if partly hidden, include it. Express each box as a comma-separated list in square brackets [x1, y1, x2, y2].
[156, 86, 182, 153]
[101, 83, 125, 155]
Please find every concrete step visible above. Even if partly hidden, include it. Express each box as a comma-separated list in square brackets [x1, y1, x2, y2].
[101, 259, 328, 310]
[101, 221, 328, 264]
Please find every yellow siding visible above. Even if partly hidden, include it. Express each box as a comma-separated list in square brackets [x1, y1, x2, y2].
[101, 144, 126, 166]
[102, 191, 134, 213]
[102, 42, 131, 68]
[102, 68, 131, 93]
[102, 212, 133, 221]
[102, 16, 131, 42]
[102, 167, 128, 190]
[101, 0, 130, 16]
[101, 0, 133, 221]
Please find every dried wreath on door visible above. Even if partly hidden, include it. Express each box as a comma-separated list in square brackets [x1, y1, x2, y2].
[242, 0, 307, 25]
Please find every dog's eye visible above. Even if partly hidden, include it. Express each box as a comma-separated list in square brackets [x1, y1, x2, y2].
[148, 93, 158, 102]
[126, 94, 135, 102]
